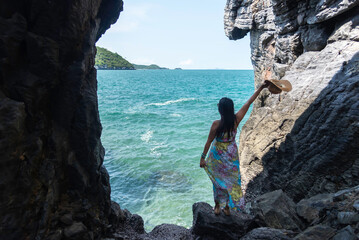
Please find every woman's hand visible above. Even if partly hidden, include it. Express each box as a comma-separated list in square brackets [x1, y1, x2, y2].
[261, 80, 270, 89]
[200, 158, 206, 168]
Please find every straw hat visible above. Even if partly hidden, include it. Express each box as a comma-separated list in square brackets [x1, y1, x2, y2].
[265, 79, 292, 94]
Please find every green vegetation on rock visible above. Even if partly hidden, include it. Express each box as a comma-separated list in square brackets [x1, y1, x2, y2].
[95, 46, 168, 70]
[95, 47, 135, 70]
[133, 64, 168, 70]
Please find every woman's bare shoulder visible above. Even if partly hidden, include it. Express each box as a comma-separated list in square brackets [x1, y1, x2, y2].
[212, 120, 220, 125]
[211, 120, 220, 129]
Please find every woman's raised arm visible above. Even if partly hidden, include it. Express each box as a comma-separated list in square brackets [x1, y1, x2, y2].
[235, 81, 269, 125]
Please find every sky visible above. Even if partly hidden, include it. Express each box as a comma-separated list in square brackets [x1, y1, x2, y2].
[96, 0, 252, 70]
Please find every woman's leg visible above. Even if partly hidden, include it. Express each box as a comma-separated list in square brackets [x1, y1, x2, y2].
[213, 185, 220, 215]
[223, 203, 230, 216]
[214, 201, 220, 215]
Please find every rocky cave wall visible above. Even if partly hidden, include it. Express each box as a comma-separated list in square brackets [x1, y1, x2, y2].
[225, 0, 359, 201]
[0, 0, 123, 239]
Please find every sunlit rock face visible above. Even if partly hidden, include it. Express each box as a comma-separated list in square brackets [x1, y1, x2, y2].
[0, 1, 122, 239]
[225, 0, 359, 201]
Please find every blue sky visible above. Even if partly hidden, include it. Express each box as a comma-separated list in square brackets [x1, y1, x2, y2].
[96, 0, 252, 70]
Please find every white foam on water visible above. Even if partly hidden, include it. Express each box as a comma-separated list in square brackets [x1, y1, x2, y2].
[141, 130, 153, 143]
[147, 98, 196, 106]
[126, 104, 145, 114]
[150, 142, 168, 157]
[170, 113, 182, 117]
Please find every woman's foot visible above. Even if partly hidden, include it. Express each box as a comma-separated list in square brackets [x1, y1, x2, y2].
[214, 203, 220, 215]
[223, 205, 230, 216]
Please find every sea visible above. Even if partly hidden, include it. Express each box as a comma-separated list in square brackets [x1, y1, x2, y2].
[97, 69, 254, 231]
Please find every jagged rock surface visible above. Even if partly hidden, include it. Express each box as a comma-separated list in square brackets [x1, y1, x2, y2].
[240, 227, 296, 240]
[251, 190, 305, 231]
[0, 1, 123, 239]
[192, 186, 359, 239]
[225, 0, 359, 202]
[192, 202, 257, 239]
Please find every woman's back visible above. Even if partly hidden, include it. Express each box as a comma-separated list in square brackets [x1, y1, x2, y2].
[215, 130, 237, 143]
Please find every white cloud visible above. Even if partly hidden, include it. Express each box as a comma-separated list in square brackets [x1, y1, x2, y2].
[179, 59, 193, 66]
[107, 4, 153, 33]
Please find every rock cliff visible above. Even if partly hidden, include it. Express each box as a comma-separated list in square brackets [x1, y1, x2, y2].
[225, 0, 359, 201]
[0, 0, 123, 239]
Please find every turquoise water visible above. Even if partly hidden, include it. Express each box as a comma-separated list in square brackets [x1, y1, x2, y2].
[97, 70, 254, 231]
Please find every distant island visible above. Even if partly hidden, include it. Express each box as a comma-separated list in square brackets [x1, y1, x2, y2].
[95, 47, 135, 70]
[95, 47, 168, 70]
[133, 64, 168, 70]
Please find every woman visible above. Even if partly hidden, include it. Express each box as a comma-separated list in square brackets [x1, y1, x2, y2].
[200, 81, 269, 215]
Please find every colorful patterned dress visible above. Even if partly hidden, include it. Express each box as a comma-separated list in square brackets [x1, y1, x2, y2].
[204, 129, 245, 211]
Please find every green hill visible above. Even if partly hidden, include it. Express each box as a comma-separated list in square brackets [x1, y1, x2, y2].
[95, 47, 135, 70]
[95, 47, 168, 70]
[133, 64, 168, 70]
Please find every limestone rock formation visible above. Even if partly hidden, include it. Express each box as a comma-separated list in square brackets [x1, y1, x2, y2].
[225, 0, 359, 201]
[0, 0, 123, 239]
[191, 186, 359, 239]
[241, 227, 296, 240]
[250, 190, 305, 231]
[192, 202, 257, 239]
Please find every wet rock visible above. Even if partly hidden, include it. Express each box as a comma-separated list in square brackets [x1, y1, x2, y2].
[109, 201, 125, 230]
[192, 202, 257, 240]
[64, 222, 87, 238]
[240, 227, 296, 240]
[149, 224, 192, 240]
[293, 225, 336, 240]
[251, 190, 305, 231]
[337, 212, 359, 225]
[120, 209, 145, 235]
[332, 225, 357, 240]
[128, 214, 145, 234]
[296, 193, 334, 223]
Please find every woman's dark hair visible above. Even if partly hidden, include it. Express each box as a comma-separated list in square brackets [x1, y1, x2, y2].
[216, 97, 236, 137]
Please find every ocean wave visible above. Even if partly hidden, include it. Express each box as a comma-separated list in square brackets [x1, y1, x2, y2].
[150, 142, 168, 157]
[141, 130, 153, 143]
[147, 98, 196, 106]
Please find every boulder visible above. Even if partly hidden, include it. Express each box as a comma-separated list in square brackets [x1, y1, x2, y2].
[192, 202, 257, 240]
[332, 225, 357, 240]
[296, 193, 334, 223]
[149, 224, 192, 240]
[293, 225, 336, 240]
[64, 222, 87, 238]
[240, 227, 296, 240]
[251, 190, 305, 231]
[109, 201, 126, 231]
[120, 209, 145, 235]
[60, 213, 74, 226]
[337, 212, 359, 225]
